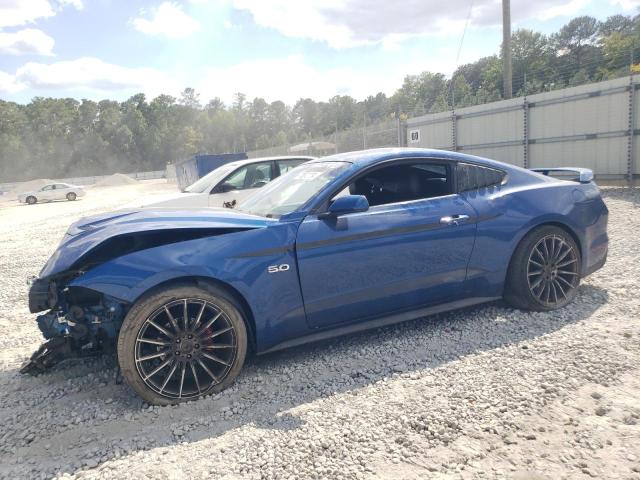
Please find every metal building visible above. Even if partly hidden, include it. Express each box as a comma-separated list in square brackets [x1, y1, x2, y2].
[406, 75, 639, 183]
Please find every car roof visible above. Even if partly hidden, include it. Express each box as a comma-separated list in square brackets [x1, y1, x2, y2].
[223, 155, 316, 169]
[308, 147, 523, 172]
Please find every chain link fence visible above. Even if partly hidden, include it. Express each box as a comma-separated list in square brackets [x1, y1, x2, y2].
[247, 119, 404, 159]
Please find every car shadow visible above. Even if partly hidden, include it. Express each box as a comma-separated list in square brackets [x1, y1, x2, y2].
[16, 198, 84, 207]
[0, 284, 608, 477]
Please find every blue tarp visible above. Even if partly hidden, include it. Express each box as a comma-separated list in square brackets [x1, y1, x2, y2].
[174, 153, 247, 191]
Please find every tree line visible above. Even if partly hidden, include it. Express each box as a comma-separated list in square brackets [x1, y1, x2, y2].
[1, 13, 639, 182]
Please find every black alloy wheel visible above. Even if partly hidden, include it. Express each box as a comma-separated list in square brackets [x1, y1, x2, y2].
[118, 285, 247, 405]
[526, 234, 580, 306]
[505, 225, 582, 311]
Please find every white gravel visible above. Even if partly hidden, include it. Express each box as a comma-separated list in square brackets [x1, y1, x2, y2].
[0, 184, 638, 480]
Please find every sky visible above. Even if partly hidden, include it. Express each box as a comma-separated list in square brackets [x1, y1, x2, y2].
[0, 0, 639, 105]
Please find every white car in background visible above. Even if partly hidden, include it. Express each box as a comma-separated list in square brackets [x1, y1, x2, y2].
[18, 182, 86, 205]
[129, 156, 315, 209]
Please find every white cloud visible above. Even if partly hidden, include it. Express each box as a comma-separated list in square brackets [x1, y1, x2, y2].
[198, 56, 362, 104]
[0, 0, 83, 28]
[232, 0, 364, 48]
[0, 70, 25, 94]
[57, 0, 84, 9]
[610, 0, 640, 9]
[232, 0, 591, 49]
[537, 0, 591, 21]
[0, 57, 181, 97]
[0, 0, 55, 28]
[0, 46, 485, 102]
[0, 28, 55, 55]
[133, 2, 201, 38]
[196, 54, 471, 105]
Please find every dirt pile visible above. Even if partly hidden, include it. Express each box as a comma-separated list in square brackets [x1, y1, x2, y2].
[6, 179, 53, 198]
[94, 173, 138, 187]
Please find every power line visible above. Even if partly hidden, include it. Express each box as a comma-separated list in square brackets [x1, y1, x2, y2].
[450, 0, 475, 109]
[455, 0, 475, 67]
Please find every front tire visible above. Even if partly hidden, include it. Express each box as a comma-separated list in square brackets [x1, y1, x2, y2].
[66, 192, 77, 201]
[117, 285, 248, 405]
[504, 225, 581, 311]
[26, 196, 37, 205]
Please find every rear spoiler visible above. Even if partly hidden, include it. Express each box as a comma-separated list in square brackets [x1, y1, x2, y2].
[530, 167, 594, 184]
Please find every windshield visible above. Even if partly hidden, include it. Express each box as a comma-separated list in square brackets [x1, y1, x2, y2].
[237, 161, 351, 218]
[184, 163, 239, 193]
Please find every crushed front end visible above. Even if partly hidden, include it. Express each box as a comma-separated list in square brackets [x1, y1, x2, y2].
[21, 207, 269, 375]
[22, 274, 127, 374]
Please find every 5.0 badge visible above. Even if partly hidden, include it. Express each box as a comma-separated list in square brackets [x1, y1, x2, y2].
[267, 264, 290, 273]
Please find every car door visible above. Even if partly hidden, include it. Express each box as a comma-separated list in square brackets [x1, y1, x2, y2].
[39, 185, 54, 200]
[295, 160, 478, 329]
[54, 184, 69, 200]
[208, 161, 275, 207]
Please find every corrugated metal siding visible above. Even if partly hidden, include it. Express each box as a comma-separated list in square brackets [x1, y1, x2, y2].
[457, 109, 522, 148]
[407, 75, 640, 179]
[465, 146, 524, 167]
[529, 138, 627, 175]
[407, 112, 451, 150]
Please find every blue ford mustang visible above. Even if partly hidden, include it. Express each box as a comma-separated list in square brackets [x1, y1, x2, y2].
[24, 148, 608, 404]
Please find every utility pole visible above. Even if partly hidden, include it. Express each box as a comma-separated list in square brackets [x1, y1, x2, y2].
[363, 110, 367, 149]
[334, 104, 339, 154]
[502, 0, 513, 99]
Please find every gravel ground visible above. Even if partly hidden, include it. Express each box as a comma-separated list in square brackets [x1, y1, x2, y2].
[0, 184, 638, 480]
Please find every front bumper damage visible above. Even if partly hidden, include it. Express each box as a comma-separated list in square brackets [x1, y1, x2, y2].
[28, 276, 55, 313]
[21, 275, 127, 375]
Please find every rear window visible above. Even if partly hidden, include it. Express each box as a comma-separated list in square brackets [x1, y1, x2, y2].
[457, 163, 506, 192]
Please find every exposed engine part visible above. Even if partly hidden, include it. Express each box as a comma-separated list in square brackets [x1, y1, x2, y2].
[22, 290, 128, 376]
[19, 336, 102, 375]
[36, 311, 67, 339]
[69, 305, 85, 321]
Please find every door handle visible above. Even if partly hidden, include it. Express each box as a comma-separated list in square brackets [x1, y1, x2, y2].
[439, 214, 470, 226]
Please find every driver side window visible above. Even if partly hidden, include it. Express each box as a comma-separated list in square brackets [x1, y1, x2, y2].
[335, 161, 453, 207]
[220, 162, 273, 191]
[223, 167, 248, 190]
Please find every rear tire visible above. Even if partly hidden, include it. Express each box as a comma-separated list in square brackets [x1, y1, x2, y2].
[26, 196, 37, 205]
[66, 192, 77, 201]
[504, 225, 581, 311]
[117, 284, 248, 405]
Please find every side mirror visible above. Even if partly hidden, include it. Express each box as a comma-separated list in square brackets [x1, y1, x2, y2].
[218, 182, 237, 193]
[319, 195, 369, 219]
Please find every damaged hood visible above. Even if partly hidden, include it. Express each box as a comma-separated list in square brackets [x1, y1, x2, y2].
[40, 208, 275, 278]
[121, 192, 207, 209]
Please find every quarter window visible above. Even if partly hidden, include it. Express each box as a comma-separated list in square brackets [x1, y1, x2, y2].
[456, 163, 505, 192]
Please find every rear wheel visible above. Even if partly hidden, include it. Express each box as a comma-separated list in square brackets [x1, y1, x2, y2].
[26, 196, 37, 205]
[117, 285, 247, 405]
[505, 225, 581, 311]
[66, 192, 77, 201]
